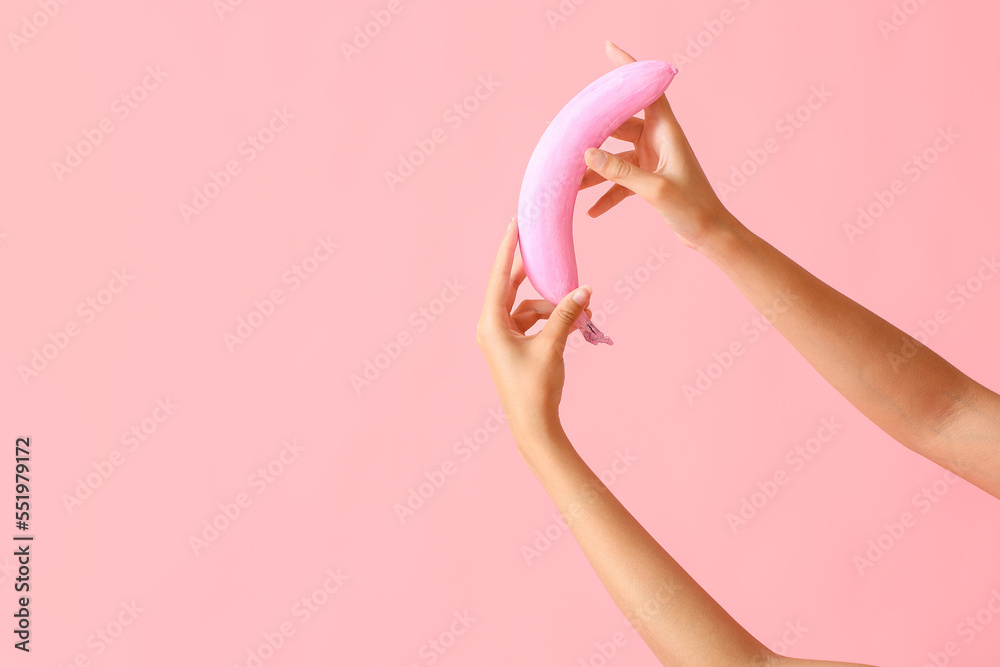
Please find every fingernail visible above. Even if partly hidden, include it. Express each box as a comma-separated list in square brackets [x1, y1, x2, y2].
[572, 285, 592, 306]
[586, 148, 607, 169]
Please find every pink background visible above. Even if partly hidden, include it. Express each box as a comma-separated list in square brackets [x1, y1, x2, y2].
[3, 1, 999, 665]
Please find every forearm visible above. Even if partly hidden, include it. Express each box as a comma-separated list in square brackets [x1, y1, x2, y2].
[516, 426, 879, 667]
[516, 426, 772, 666]
[699, 215, 1000, 497]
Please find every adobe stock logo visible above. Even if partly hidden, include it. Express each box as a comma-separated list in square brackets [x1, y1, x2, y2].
[544, 0, 592, 31]
[57, 600, 144, 665]
[213, 0, 250, 21]
[521, 450, 638, 565]
[877, 0, 933, 40]
[340, 0, 417, 63]
[7, 0, 72, 54]
[853, 470, 961, 576]
[405, 611, 476, 667]
[888, 254, 998, 372]
[51, 66, 168, 182]
[843, 126, 958, 244]
[180, 107, 295, 223]
[62, 398, 178, 514]
[726, 417, 843, 534]
[919, 588, 1000, 667]
[17, 268, 134, 385]
[224, 236, 339, 352]
[384, 76, 501, 192]
[563, 246, 671, 357]
[768, 619, 808, 656]
[231, 567, 350, 667]
[350, 278, 467, 395]
[622, 578, 684, 636]
[668, 0, 756, 70]
[716, 85, 833, 201]
[394, 405, 507, 524]
[682, 290, 798, 404]
[576, 628, 629, 667]
[188, 439, 305, 556]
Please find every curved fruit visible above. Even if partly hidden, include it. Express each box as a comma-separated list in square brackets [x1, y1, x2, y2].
[516, 60, 678, 345]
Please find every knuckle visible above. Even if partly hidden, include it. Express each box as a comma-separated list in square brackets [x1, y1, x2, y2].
[609, 158, 631, 180]
[650, 178, 671, 203]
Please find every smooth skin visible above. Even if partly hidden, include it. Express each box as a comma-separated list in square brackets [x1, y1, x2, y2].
[477, 221, 874, 666]
[478, 39, 998, 667]
[579, 41, 1000, 500]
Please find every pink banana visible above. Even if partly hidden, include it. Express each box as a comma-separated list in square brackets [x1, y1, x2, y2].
[516, 60, 678, 345]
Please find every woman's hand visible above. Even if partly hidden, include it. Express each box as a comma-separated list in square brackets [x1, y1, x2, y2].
[580, 41, 740, 254]
[476, 219, 594, 453]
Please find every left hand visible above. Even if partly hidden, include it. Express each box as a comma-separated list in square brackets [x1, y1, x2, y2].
[579, 41, 736, 254]
[476, 219, 594, 450]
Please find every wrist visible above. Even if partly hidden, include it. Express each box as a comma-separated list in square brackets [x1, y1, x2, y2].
[693, 210, 752, 268]
[512, 418, 571, 465]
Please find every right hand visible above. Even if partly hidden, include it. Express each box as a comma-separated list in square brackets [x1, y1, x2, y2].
[476, 220, 595, 450]
[580, 41, 738, 253]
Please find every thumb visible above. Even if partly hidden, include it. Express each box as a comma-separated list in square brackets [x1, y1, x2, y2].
[540, 285, 592, 350]
[585, 148, 664, 202]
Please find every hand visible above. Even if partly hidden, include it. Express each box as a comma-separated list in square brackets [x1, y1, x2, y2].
[476, 219, 594, 451]
[580, 41, 738, 252]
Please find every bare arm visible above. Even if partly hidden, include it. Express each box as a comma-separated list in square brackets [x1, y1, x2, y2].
[583, 41, 1000, 500]
[700, 218, 1000, 498]
[477, 221, 877, 665]
[517, 422, 876, 667]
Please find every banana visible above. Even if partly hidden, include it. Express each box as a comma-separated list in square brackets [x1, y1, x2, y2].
[516, 60, 678, 345]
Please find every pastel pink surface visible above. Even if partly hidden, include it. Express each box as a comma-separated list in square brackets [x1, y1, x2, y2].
[1, 1, 998, 666]
[517, 60, 678, 344]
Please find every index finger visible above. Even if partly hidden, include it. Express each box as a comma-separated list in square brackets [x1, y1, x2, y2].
[605, 41, 685, 149]
[485, 219, 519, 319]
[606, 40, 637, 67]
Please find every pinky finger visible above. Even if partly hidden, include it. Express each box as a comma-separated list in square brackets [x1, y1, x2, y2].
[587, 183, 634, 218]
[510, 299, 553, 333]
[579, 167, 607, 191]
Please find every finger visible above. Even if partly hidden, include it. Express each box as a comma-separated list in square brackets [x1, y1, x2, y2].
[486, 219, 518, 320]
[506, 251, 526, 313]
[606, 42, 670, 121]
[610, 116, 644, 144]
[579, 150, 634, 190]
[645, 92, 690, 163]
[588, 184, 635, 218]
[579, 167, 605, 190]
[539, 285, 592, 352]
[605, 41, 690, 162]
[606, 40, 637, 67]
[511, 299, 592, 333]
[584, 148, 665, 203]
[510, 299, 554, 333]
[510, 251, 526, 290]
